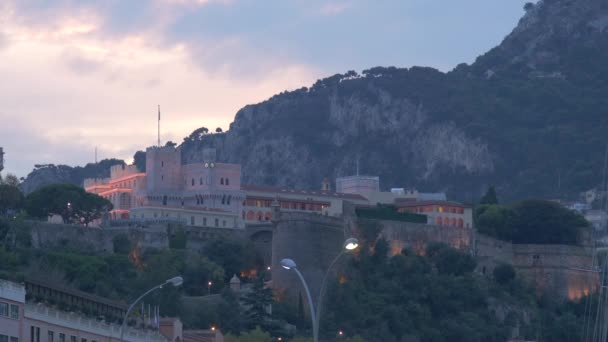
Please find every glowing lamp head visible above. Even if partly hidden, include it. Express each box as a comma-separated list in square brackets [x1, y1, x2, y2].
[280, 258, 297, 270]
[343, 238, 359, 251]
[165, 276, 183, 287]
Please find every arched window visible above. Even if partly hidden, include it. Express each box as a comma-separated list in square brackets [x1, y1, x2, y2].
[265, 212, 272, 221]
[221, 178, 224, 185]
[458, 218, 464, 227]
[436, 217, 442, 225]
[196, 196, 200, 205]
[451, 218, 456, 226]
[200, 196, 204, 205]
[247, 211, 255, 220]
[162, 195, 167, 206]
[257, 212, 263, 221]
[227, 195, 232, 205]
[226, 178, 230, 186]
[221, 195, 226, 205]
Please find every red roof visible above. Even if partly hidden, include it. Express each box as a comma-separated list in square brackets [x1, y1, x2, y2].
[242, 184, 367, 201]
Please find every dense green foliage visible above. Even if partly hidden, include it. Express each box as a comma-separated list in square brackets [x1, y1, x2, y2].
[0, 184, 24, 215]
[475, 200, 589, 244]
[241, 274, 274, 330]
[25, 184, 112, 226]
[356, 205, 427, 224]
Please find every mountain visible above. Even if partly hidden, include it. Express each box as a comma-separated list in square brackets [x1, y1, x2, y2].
[20, 159, 125, 194]
[22, 0, 608, 201]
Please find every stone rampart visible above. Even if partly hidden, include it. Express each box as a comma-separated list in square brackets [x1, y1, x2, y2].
[476, 234, 598, 301]
[271, 212, 346, 307]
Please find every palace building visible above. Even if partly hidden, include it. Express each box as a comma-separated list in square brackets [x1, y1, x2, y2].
[84, 145, 471, 231]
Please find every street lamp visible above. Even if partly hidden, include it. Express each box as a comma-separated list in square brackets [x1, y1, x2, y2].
[208, 281, 212, 295]
[120, 276, 183, 342]
[280, 237, 359, 342]
[280, 258, 317, 342]
[315, 238, 358, 341]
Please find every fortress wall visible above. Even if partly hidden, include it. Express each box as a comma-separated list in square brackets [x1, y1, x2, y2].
[271, 212, 346, 306]
[370, 219, 473, 255]
[476, 234, 599, 301]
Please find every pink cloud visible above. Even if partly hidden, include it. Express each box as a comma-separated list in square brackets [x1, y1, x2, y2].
[320, 2, 352, 16]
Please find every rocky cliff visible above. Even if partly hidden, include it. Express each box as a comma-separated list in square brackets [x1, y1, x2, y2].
[22, 0, 608, 201]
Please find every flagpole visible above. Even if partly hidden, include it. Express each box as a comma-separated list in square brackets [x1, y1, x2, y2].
[157, 105, 161, 147]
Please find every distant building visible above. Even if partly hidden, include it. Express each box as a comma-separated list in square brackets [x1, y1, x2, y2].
[585, 210, 607, 231]
[395, 199, 473, 228]
[241, 184, 368, 223]
[0, 279, 171, 342]
[336, 175, 380, 195]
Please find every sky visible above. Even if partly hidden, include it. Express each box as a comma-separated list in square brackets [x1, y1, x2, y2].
[0, 0, 530, 178]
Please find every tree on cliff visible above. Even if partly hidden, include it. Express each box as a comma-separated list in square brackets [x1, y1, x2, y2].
[480, 186, 499, 205]
[25, 184, 112, 226]
[133, 150, 146, 172]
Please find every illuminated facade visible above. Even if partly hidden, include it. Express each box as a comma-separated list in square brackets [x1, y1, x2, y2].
[395, 200, 473, 228]
[84, 164, 146, 220]
[129, 146, 245, 229]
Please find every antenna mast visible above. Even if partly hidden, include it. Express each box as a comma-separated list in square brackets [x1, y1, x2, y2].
[157, 105, 161, 147]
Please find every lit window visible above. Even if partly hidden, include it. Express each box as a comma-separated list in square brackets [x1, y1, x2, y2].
[438, 206, 443, 213]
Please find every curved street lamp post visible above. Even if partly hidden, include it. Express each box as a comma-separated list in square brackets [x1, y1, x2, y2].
[120, 276, 183, 342]
[280, 237, 359, 342]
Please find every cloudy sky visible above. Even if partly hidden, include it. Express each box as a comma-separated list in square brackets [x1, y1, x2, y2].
[0, 0, 529, 178]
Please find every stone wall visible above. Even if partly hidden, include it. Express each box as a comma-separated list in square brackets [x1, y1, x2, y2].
[271, 212, 346, 307]
[476, 234, 599, 301]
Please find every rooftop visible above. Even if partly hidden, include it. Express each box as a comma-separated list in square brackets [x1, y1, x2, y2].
[395, 199, 470, 208]
[242, 184, 367, 201]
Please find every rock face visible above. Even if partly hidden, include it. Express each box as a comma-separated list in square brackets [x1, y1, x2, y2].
[23, 0, 608, 201]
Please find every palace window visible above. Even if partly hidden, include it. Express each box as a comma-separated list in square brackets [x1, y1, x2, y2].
[203, 217, 207, 226]
[215, 218, 219, 227]
[200, 177, 203, 185]
[191, 216, 195, 225]
[192, 178, 195, 186]
[10, 304, 18, 319]
[221, 178, 224, 185]
[223, 220, 226, 227]
[161, 161, 164, 167]
[226, 178, 230, 186]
